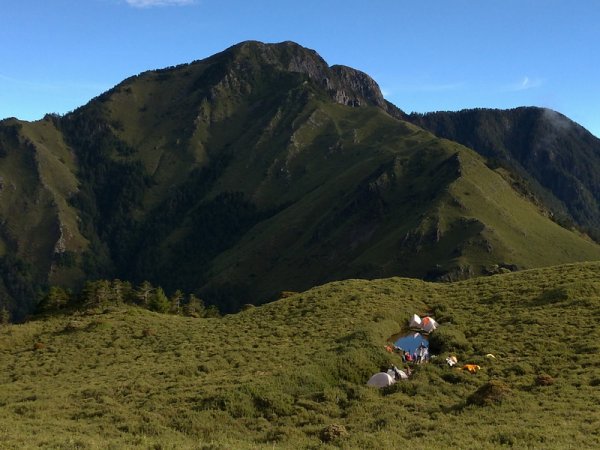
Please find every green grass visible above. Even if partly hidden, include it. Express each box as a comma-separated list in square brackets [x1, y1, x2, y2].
[1, 262, 599, 448]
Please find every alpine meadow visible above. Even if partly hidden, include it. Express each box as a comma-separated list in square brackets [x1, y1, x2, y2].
[0, 40, 599, 449]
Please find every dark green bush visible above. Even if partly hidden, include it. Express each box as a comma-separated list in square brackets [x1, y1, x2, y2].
[428, 325, 472, 354]
[249, 387, 295, 418]
[441, 370, 472, 384]
[198, 389, 255, 419]
[504, 362, 533, 376]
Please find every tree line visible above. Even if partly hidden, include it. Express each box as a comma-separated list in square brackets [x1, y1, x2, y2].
[37, 279, 220, 318]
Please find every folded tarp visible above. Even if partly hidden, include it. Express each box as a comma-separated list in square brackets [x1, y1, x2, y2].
[446, 355, 458, 367]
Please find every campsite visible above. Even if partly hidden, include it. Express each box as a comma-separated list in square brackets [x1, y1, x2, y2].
[1, 262, 599, 448]
[369, 313, 485, 388]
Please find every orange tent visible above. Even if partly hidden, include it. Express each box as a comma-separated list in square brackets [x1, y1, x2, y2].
[421, 316, 439, 333]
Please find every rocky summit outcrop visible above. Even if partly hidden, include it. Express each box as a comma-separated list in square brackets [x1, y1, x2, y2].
[218, 41, 388, 109]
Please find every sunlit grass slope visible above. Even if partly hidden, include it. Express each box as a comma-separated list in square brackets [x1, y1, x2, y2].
[1, 262, 599, 449]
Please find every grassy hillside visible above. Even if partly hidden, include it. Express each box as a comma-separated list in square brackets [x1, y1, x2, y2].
[1, 262, 599, 449]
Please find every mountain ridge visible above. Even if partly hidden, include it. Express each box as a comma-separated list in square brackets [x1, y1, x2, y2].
[407, 106, 600, 239]
[0, 40, 599, 319]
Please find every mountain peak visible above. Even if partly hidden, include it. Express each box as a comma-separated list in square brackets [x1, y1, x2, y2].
[220, 40, 387, 109]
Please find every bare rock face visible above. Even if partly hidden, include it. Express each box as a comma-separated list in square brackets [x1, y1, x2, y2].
[225, 41, 387, 109]
[329, 65, 386, 108]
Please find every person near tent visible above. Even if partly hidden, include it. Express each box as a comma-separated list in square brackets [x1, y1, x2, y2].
[416, 342, 428, 364]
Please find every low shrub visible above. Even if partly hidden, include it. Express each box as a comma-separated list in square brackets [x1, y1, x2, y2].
[428, 326, 472, 354]
[142, 328, 155, 337]
[535, 374, 555, 386]
[64, 321, 85, 332]
[504, 362, 533, 376]
[320, 423, 349, 442]
[467, 380, 511, 406]
[540, 287, 568, 302]
[441, 370, 472, 384]
[198, 389, 256, 419]
[264, 425, 304, 443]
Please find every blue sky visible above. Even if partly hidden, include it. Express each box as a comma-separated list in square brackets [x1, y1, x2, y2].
[1, 0, 599, 137]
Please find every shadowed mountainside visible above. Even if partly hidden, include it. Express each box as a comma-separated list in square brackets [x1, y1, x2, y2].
[408, 107, 600, 240]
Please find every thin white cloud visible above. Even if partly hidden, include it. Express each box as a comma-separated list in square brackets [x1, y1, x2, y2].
[508, 76, 543, 91]
[125, 0, 195, 7]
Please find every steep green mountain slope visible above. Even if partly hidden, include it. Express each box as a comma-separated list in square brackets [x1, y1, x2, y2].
[408, 107, 600, 239]
[0, 118, 88, 319]
[1, 262, 599, 448]
[1, 41, 599, 318]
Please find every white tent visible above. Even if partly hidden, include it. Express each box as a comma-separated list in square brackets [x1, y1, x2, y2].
[387, 368, 409, 380]
[409, 314, 422, 328]
[366, 372, 395, 388]
[421, 316, 439, 333]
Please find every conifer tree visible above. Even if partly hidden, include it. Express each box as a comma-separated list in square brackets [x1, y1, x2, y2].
[184, 294, 205, 317]
[149, 287, 170, 313]
[80, 281, 98, 307]
[120, 280, 136, 303]
[95, 280, 112, 305]
[204, 304, 221, 318]
[80, 281, 110, 308]
[135, 281, 154, 307]
[169, 289, 184, 314]
[39, 286, 71, 311]
[111, 279, 125, 304]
